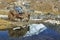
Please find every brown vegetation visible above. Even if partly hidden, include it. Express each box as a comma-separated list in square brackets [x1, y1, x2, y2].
[0, 0, 60, 14]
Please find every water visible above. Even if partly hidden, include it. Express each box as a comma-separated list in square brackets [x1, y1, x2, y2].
[21, 29, 60, 40]
[0, 24, 60, 40]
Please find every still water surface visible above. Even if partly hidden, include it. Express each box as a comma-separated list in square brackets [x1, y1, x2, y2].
[0, 24, 60, 40]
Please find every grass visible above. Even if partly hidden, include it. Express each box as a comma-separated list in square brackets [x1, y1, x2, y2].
[0, 18, 11, 30]
[0, 10, 9, 15]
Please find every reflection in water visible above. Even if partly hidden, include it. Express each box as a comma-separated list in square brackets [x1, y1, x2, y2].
[24, 24, 47, 37]
[0, 23, 60, 40]
[8, 24, 47, 37]
[8, 26, 29, 38]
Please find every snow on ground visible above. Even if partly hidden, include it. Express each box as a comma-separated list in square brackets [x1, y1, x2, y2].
[44, 20, 60, 24]
[0, 15, 8, 19]
[30, 19, 42, 20]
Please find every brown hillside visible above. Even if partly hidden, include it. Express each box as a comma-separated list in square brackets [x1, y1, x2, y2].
[0, 0, 60, 14]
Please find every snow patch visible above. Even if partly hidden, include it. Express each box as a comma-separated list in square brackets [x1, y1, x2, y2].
[0, 15, 8, 19]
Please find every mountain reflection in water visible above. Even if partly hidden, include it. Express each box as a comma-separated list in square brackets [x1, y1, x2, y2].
[0, 24, 60, 40]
